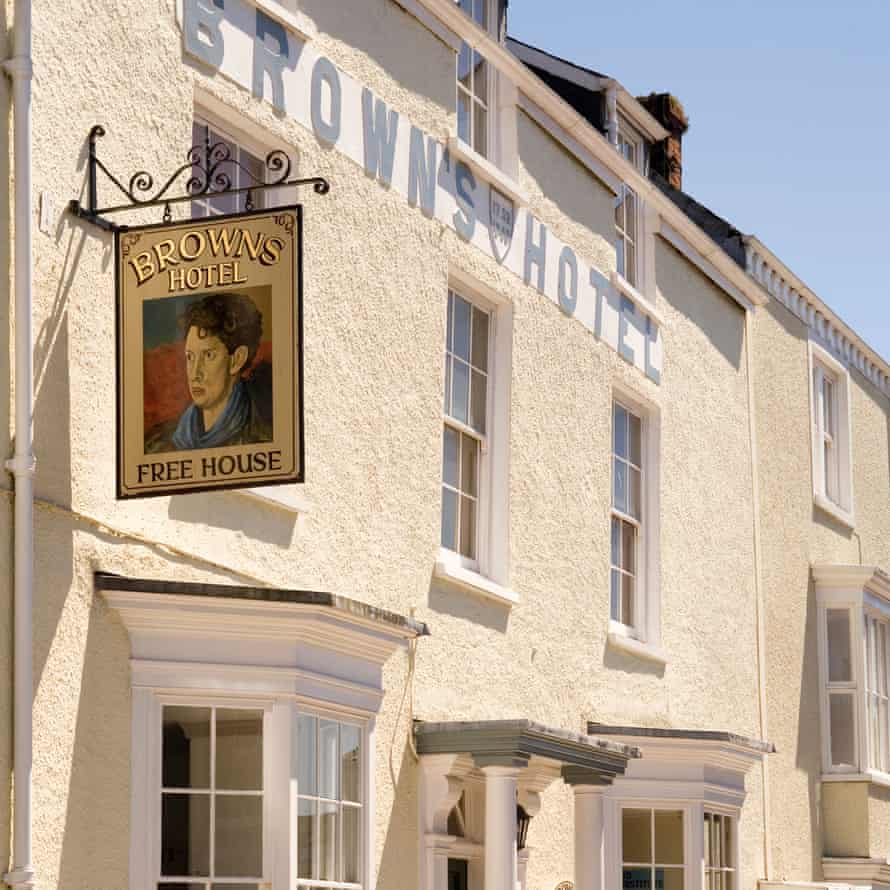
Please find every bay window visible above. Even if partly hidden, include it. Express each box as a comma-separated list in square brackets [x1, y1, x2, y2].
[704, 812, 735, 890]
[621, 808, 684, 890]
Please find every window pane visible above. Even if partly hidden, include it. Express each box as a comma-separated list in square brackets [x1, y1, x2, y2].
[625, 242, 637, 286]
[827, 609, 852, 682]
[459, 495, 476, 559]
[444, 356, 452, 413]
[162, 793, 210, 877]
[616, 238, 626, 279]
[621, 521, 636, 574]
[342, 805, 361, 883]
[660, 868, 685, 890]
[473, 101, 487, 157]
[443, 425, 460, 489]
[654, 811, 684, 865]
[297, 798, 315, 879]
[215, 709, 263, 792]
[623, 869, 652, 889]
[611, 516, 621, 566]
[722, 817, 732, 867]
[622, 809, 651, 863]
[297, 714, 317, 797]
[621, 574, 634, 628]
[823, 377, 834, 433]
[452, 295, 471, 361]
[461, 433, 478, 497]
[629, 413, 642, 466]
[319, 719, 339, 800]
[470, 370, 487, 434]
[829, 693, 856, 767]
[215, 795, 262, 878]
[473, 52, 488, 104]
[452, 359, 470, 424]
[441, 487, 458, 550]
[163, 706, 211, 789]
[319, 801, 338, 881]
[625, 191, 637, 240]
[614, 404, 628, 458]
[704, 813, 712, 866]
[613, 459, 628, 513]
[457, 90, 471, 145]
[458, 43, 472, 90]
[629, 467, 642, 521]
[471, 308, 489, 372]
[610, 570, 621, 622]
[341, 724, 361, 804]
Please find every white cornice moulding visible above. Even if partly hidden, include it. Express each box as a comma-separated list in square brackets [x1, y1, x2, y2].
[390, 0, 766, 313]
[745, 235, 890, 398]
[812, 563, 890, 604]
[822, 856, 890, 885]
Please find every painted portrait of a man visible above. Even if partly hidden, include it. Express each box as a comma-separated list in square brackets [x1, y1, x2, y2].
[144, 291, 274, 453]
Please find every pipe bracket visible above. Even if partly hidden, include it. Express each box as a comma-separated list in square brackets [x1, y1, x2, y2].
[1, 56, 33, 80]
[3, 866, 35, 890]
[4, 454, 36, 478]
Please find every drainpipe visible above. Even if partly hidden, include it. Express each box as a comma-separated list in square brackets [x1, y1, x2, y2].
[2, 0, 35, 888]
[744, 310, 772, 882]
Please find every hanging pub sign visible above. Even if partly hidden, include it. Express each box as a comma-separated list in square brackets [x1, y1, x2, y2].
[115, 207, 303, 498]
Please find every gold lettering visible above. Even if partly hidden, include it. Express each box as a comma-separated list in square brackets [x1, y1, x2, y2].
[179, 230, 206, 261]
[232, 261, 247, 284]
[219, 263, 233, 285]
[260, 236, 284, 266]
[186, 267, 202, 289]
[153, 239, 178, 272]
[208, 227, 237, 257]
[168, 268, 187, 291]
[236, 229, 264, 261]
[130, 251, 155, 285]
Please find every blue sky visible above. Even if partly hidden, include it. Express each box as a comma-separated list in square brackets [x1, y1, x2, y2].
[508, 0, 890, 361]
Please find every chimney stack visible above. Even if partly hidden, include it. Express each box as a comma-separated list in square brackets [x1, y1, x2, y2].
[638, 93, 689, 190]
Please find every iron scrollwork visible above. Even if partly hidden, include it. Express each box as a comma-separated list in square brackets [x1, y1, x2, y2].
[69, 125, 329, 231]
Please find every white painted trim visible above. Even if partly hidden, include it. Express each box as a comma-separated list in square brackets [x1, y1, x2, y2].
[391, 0, 766, 311]
[389, 0, 462, 50]
[821, 769, 890, 789]
[434, 549, 519, 606]
[606, 627, 667, 665]
[808, 340, 855, 526]
[516, 95, 621, 196]
[446, 136, 529, 206]
[659, 221, 754, 312]
[610, 270, 665, 327]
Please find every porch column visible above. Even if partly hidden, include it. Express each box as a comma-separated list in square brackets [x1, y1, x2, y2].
[481, 763, 523, 890]
[563, 768, 610, 890]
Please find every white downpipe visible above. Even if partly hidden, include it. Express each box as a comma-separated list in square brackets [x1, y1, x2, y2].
[604, 81, 619, 147]
[2, 0, 35, 887]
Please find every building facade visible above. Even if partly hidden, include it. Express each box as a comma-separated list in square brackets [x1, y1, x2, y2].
[0, 1, 888, 890]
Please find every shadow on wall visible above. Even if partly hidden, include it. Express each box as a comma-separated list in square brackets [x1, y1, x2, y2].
[655, 239, 743, 372]
[56, 584, 131, 890]
[796, 574, 824, 876]
[427, 574, 510, 634]
[303, 0, 455, 117]
[377, 740, 420, 890]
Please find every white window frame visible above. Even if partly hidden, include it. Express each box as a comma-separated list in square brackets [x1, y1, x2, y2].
[435, 268, 514, 606]
[134, 689, 374, 890]
[808, 340, 854, 528]
[607, 386, 663, 662]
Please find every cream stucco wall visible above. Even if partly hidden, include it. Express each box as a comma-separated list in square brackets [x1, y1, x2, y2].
[0, 1, 797, 889]
[753, 297, 890, 880]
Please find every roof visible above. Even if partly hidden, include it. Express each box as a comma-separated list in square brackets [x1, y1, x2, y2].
[94, 571, 430, 637]
[587, 722, 775, 755]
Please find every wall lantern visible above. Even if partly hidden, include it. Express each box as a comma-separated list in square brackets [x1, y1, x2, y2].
[516, 804, 531, 850]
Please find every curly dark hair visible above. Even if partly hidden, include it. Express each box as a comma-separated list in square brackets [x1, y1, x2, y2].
[179, 292, 263, 368]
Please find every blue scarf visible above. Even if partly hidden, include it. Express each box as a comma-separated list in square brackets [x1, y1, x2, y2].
[172, 379, 251, 450]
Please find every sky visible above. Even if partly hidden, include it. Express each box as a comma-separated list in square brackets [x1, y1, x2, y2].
[508, 0, 890, 362]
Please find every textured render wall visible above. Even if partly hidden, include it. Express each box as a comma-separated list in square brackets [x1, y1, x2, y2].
[21, 1, 765, 889]
[753, 299, 890, 881]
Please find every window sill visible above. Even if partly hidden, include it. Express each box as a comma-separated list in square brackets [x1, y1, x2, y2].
[814, 493, 855, 530]
[607, 623, 667, 665]
[610, 270, 664, 327]
[446, 136, 529, 208]
[434, 551, 518, 606]
[822, 769, 890, 789]
[239, 485, 312, 515]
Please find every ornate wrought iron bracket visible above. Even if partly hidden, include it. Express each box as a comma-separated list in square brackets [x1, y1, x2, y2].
[68, 125, 330, 232]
